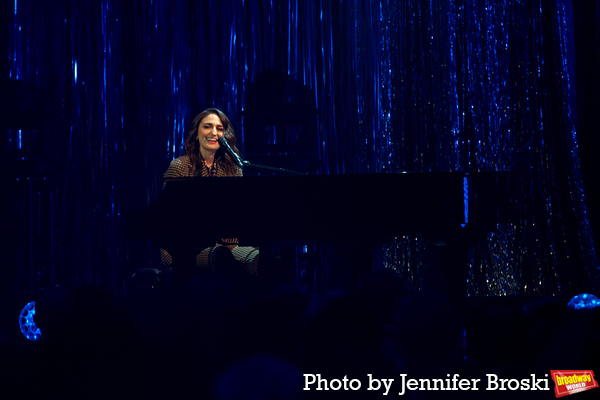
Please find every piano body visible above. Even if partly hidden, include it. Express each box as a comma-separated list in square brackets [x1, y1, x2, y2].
[125, 172, 513, 295]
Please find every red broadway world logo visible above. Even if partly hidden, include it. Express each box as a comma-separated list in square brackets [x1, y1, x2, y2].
[550, 370, 599, 398]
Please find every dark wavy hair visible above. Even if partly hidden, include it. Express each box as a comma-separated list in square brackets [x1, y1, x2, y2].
[184, 108, 242, 176]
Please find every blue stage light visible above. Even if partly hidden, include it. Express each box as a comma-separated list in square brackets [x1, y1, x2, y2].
[19, 301, 41, 341]
[567, 293, 600, 310]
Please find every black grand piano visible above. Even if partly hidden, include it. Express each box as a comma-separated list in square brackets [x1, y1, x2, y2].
[125, 173, 513, 296]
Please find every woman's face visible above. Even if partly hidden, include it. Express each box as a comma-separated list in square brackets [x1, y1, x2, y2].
[197, 113, 225, 156]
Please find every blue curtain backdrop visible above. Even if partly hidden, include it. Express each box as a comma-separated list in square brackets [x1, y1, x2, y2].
[5, 0, 600, 298]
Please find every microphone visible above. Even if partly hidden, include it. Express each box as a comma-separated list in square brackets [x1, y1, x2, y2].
[218, 137, 246, 169]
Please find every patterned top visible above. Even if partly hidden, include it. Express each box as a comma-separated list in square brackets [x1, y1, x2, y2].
[163, 154, 243, 180]
[160, 154, 242, 265]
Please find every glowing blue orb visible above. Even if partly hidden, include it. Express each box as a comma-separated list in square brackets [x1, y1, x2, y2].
[19, 301, 41, 341]
[567, 293, 600, 310]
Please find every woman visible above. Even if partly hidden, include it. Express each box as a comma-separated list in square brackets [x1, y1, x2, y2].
[160, 108, 259, 276]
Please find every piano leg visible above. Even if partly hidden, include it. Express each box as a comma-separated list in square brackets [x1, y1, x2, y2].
[339, 243, 381, 292]
[442, 229, 485, 308]
[168, 246, 198, 288]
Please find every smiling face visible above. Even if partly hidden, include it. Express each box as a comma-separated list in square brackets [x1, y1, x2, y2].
[197, 113, 225, 159]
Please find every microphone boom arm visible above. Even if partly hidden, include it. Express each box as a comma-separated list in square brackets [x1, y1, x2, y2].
[242, 161, 306, 176]
[218, 137, 306, 175]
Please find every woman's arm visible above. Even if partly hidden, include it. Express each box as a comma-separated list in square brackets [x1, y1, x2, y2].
[162, 157, 189, 188]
